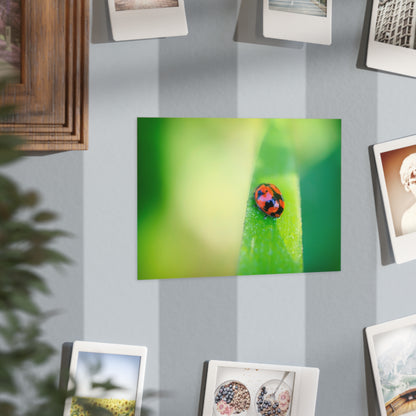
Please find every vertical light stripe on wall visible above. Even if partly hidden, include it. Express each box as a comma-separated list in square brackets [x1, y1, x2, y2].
[86, 6, 160, 412]
[376, 73, 416, 322]
[305, 1, 378, 415]
[236, 26, 307, 365]
[158, 0, 238, 415]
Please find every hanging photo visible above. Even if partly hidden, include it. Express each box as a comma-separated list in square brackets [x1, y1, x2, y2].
[201, 360, 319, 416]
[108, 0, 188, 41]
[63, 341, 148, 416]
[367, 0, 416, 77]
[366, 315, 416, 416]
[138, 118, 341, 279]
[373, 134, 416, 264]
[262, 0, 332, 45]
[0, 0, 21, 80]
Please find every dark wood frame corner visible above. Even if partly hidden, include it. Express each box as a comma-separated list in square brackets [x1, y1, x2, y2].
[0, 0, 89, 151]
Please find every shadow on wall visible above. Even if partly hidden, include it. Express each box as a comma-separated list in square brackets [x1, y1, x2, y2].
[368, 145, 394, 266]
[91, 0, 114, 43]
[234, 0, 303, 49]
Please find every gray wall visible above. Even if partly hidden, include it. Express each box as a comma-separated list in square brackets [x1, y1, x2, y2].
[5, 0, 416, 415]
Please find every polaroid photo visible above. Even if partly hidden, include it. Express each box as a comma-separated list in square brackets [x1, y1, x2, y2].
[374, 134, 416, 264]
[108, 0, 188, 41]
[63, 341, 147, 416]
[367, 0, 416, 78]
[366, 314, 416, 416]
[262, 0, 332, 45]
[201, 360, 319, 416]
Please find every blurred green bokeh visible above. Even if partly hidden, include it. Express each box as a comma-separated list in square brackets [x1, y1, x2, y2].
[138, 118, 341, 279]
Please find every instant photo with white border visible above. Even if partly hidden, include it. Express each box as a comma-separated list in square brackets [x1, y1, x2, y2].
[367, 0, 416, 78]
[201, 360, 319, 416]
[108, 0, 188, 41]
[374, 134, 416, 264]
[63, 341, 148, 416]
[262, 0, 332, 45]
[366, 314, 416, 416]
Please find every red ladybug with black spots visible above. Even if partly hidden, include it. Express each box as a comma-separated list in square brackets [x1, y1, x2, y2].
[253, 183, 285, 218]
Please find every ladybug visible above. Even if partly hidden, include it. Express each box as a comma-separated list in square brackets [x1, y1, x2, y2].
[253, 183, 285, 218]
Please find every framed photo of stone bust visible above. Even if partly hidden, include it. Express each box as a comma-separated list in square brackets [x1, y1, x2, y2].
[374, 134, 416, 263]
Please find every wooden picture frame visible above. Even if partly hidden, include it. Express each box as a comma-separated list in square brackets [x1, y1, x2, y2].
[0, 0, 89, 151]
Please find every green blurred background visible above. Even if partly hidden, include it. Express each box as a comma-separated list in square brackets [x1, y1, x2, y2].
[138, 118, 341, 279]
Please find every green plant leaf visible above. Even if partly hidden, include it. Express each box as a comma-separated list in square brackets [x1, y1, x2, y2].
[9, 292, 41, 315]
[91, 379, 122, 391]
[238, 123, 303, 275]
[32, 210, 57, 223]
[25, 247, 71, 266]
[0, 400, 17, 416]
[6, 269, 51, 295]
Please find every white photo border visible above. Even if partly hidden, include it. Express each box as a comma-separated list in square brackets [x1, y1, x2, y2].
[201, 360, 319, 416]
[262, 0, 332, 45]
[374, 134, 416, 264]
[367, 0, 416, 78]
[108, 0, 188, 41]
[63, 340, 148, 416]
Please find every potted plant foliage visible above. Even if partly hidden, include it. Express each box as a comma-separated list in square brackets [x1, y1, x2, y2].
[0, 86, 155, 416]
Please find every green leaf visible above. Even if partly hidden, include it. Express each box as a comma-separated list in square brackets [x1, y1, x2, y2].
[9, 292, 41, 315]
[32, 210, 58, 223]
[91, 379, 122, 391]
[7, 269, 51, 295]
[0, 133, 25, 148]
[238, 123, 303, 275]
[0, 366, 17, 394]
[20, 191, 39, 207]
[0, 149, 21, 165]
[25, 247, 71, 266]
[0, 400, 17, 416]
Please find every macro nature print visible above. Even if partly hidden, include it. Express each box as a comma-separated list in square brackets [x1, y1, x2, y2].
[138, 118, 341, 279]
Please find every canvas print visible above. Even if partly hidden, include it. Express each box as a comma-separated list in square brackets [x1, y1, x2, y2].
[374, 0, 416, 50]
[268, 0, 327, 17]
[0, 0, 21, 80]
[367, 315, 416, 416]
[115, 0, 178, 11]
[69, 352, 141, 415]
[138, 118, 341, 279]
[201, 361, 319, 416]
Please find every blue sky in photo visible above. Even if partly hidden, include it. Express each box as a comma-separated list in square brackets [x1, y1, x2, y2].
[75, 351, 141, 400]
